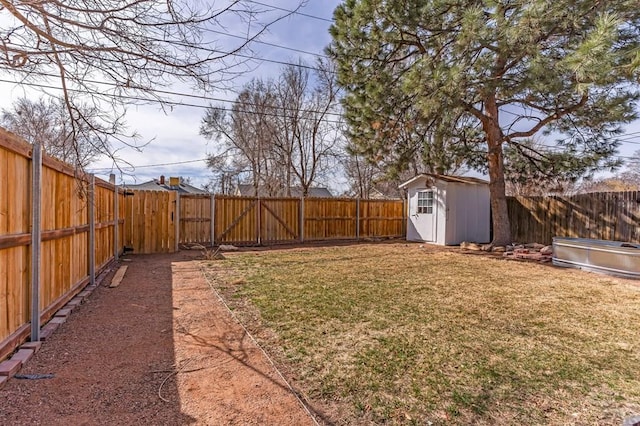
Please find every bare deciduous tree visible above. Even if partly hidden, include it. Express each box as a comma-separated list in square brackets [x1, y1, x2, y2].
[274, 60, 342, 197]
[1, 96, 111, 167]
[201, 59, 342, 196]
[200, 78, 280, 195]
[0, 0, 296, 169]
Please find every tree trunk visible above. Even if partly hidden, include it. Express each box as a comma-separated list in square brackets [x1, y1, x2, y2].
[487, 139, 511, 246]
[484, 97, 512, 247]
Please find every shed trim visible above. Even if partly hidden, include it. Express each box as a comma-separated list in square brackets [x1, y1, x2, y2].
[399, 173, 488, 189]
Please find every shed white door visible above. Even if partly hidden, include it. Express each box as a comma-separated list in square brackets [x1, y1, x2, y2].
[411, 189, 437, 242]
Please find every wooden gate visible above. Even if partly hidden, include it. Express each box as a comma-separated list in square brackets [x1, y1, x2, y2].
[125, 190, 177, 253]
[213, 196, 259, 245]
[180, 194, 212, 244]
[212, 196, 303, 245]
[260, 198, 300, 244]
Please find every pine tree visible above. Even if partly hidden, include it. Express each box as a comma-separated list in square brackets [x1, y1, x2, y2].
[329, 0, 640, 245]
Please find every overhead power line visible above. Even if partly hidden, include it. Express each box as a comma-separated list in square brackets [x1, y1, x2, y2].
[0, 73, 345, 122]
[244, 0, 334, 23]
[0, 78, 346, 125]
[2, 33, 333, 74]
[201, 27, 329, 59]
[3, 74, 639, 150]
[89, 158, 208, 173]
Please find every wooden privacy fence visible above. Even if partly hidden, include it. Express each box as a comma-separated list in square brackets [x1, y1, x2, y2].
[124, 190, 177, 254]
[171, 194, 405, 246]
[507, 191, 640, 245]
[0, 128, 124, 362]
[211, 195, 405, 245]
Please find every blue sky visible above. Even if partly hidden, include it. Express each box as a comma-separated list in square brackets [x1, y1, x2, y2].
[1, 0, 639, 189]
[0, 0, 343, 188]
[88, 0, 345, 188]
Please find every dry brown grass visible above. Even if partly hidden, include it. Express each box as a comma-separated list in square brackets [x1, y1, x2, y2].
[202, 242, 640, 425]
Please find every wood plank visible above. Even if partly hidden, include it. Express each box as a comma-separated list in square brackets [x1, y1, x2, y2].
[261, 201, 298, 240]
[0, 234, 31, 250]
[109, 266, 128, 288]
[217, 200, 257, 241]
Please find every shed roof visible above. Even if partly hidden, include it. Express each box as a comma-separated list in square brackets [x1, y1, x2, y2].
[398, 173, 488, 189]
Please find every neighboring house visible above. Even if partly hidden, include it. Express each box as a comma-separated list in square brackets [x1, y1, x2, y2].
[367, 187, 399, 200]
[126, 176, 208, 194]
[235, 184, 333, 198]
[399, 173, 490, 245]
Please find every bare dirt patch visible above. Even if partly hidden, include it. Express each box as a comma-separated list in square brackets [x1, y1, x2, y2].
[0, 251, 314, 425]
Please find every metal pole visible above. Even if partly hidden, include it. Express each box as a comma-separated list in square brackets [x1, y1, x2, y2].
[30, 142, 42, 342]
[256, 197, 261, 245]
[210, 194, 215, 246]
[89, 174, 96, 287]
[299, 196, 305, 243]
[174, 192, 181, 252]
[111, 174, 119, 261]
[356, 198, 361, 240]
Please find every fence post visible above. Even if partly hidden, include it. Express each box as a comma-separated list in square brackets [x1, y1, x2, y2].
[402, 197, 407, 238]
[89, 174, 96, 287]
[299, 196, 305, 243]
[175, 192, 180, 252]
[30, 142, 42, 342]
[110, 174, 119, 261]
[210, 194, 215, 246]
[256, 197, 262, 245]
[356, 198, 361, 240]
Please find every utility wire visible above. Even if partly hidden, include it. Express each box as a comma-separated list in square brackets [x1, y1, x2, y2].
[3, 75, 639, 150]
[244, 0, 334, 23]
[2, 33, 333, 74]
[0, 77, 346, 124]
[201, 26, 329, 59]
[89, 158, 208, 172]
[0, 67, 343, 117]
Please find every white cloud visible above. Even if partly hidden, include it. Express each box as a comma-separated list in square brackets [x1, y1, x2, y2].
[2, 0, 637, 189]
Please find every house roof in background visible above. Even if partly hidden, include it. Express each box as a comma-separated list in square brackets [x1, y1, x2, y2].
[236, 184, 333, 198]
[398, 173, 489, 189]
[126, 179, 208, 194]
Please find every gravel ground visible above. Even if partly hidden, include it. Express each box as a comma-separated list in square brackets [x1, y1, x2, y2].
[0, 251, 314, 426]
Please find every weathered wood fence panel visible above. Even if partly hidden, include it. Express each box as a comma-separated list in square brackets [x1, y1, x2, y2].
[213, 195, 259, 245]
[207, 196, 405, 245]
[175, 195, 405, 246]
[260, 198, 300, 244]
[40, 162, 87, 312]
[359, 199, 406, 238]
[304, 198, 357, 240]
[0, 136, 31, 356]
[0, 128, 124, 362]
[179, 194, 212, 244]
[508, 192, 640, 245]
[124, 190, 177, 254]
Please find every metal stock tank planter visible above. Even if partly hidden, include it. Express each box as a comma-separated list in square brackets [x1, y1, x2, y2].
[552, 237, 640, 278]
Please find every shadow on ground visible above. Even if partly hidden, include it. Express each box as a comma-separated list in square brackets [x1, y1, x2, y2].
[0, 252, 195, 425]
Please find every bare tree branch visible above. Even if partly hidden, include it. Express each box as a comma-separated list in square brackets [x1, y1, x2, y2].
[0, 0, 299, 171]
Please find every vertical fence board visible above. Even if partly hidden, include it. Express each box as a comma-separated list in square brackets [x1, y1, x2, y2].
[508, 192, 640, 244]
[179, 194, 212, 245]
[207, 196, 404, 245]
[122, 190, 177, 254]
[214, 196, 259, 245]
[0, 128, 119, 360]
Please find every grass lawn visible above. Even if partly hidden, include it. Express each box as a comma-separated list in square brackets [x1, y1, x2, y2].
[202, 243, 640, 425]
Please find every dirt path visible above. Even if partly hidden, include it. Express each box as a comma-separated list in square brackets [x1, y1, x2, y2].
[0, 252, 315, 425]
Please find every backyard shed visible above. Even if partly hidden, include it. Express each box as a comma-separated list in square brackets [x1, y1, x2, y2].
[399, 174, 490, 245]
